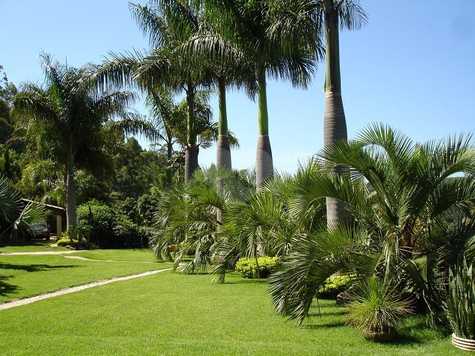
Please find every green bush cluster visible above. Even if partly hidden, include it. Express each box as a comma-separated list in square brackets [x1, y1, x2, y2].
[235, 257, 279, 279]
[77, 200, 148, 248]
[318, 273, 354, 299]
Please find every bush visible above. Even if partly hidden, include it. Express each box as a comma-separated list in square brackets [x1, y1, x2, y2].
[448, 259, 475, 339]
[235, 256, 279, 279]
[318, 273, 355, 299]
[55, 232, 91, 249]
[77, 200, 147, 248]
[347, 277, 412, 341]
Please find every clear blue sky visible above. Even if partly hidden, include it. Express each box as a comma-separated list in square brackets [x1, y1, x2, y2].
[1, 0, 474, 173]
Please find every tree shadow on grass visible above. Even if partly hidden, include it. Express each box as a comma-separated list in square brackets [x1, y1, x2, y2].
[375, 335, 422, 346]
[0, 263, 77, 272]
[308, 310, 348, 317]
[0, 275, 18, 296]
[301, 321, 347, 329]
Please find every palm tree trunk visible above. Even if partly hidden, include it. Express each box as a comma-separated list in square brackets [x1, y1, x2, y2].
[65, 142, 77, 239]
[165, 138, 173, 188]
[216, 78, 231, 227]
[324, 3, 347, 229]
[255, 67, 273, 189]
[185, 86, 198, 183]
[216, 78, 232, 172]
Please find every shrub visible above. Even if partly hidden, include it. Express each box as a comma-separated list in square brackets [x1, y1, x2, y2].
[55, 232, 91, 249]
[77, 201, 115, 247]
[318, 273, 355, 299]
[347, 277, 412, 341]
[56, 232, 74, 247]
[448, 259, 475, 339]
[235, 256, 279, 279]
[77, 200, 147, 248]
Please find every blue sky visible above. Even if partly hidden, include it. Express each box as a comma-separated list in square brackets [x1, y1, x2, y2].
[1, 0, 474, 173]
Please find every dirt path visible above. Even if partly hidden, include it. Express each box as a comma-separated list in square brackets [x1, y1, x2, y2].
[0, 250, 85, 256]
[0, 268, 171, 311]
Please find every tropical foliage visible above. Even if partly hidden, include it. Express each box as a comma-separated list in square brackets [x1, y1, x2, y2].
[448, 259, 475, 339]
[3, 0, 474, 347]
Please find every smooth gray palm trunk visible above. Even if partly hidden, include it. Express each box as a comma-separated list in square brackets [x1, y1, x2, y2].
[255, 69, 273, 189]
[185, 87, 198, 183]
[65, 145, 77, 238]
[165, 139, 173, 188]
[216, 80, 231, 237]
[324, 3, 348, 230]
[216, 80, 232, 172]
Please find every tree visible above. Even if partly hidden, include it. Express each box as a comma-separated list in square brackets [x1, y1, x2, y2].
[95, 0, 215, 183]
[269, 124, 475, 324]
[192, 0, 317, 188]
[145, 86, 235, 186]
[14, 54, 141, 238]
[0, 175, 44, 241]
[268, 0, 367, 226]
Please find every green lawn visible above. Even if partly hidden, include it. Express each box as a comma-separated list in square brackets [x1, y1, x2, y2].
[77, 249, 160, 262]
[0, 270, 461, 355]
[0, 249, 170, 303]
[0, 241, 68, 253]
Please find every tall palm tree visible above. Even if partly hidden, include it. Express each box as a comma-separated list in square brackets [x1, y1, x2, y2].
[94, 0, 214, 183]
[192, 0, 317, 188]
[268, 0, 367, 226]
[146, 86, 230, 186]
[14, 54, 141, 238]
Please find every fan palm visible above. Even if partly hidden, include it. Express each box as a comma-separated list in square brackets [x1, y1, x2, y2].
[14, 54, 143, 238]
[268, 0, 367, 226]
[269, 124, 475, 323]
[0, 175, 44, 240]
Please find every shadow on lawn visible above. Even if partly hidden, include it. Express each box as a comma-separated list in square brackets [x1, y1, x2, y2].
[0, 263, 77, 272]
[302, 321, 346, 329]
[0, 240, 50, 248]
[308, 310, 348, 317]
[0, 275, 18, 296]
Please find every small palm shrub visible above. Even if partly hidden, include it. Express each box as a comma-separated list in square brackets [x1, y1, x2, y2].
[347, 277, 412, 341]
[448, 259, 475, 339]
[235, 257, 279, 279]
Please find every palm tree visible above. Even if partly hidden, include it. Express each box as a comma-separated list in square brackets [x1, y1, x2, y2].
[145, 86, 231, 186]
[268, 0, 367, 226]
[0, 175, 44, 241]
[14, 54, 141, 238]
[94, 0, 215, 183]
[192, 0, 317, 188]
[268, 124, 475, 324]
[145, 87, 184, 187]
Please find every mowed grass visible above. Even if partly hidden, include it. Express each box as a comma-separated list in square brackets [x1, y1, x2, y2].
[0, 249, 170, 303]
[0, 241, 68, 253]
[0, 271, 461, 356]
